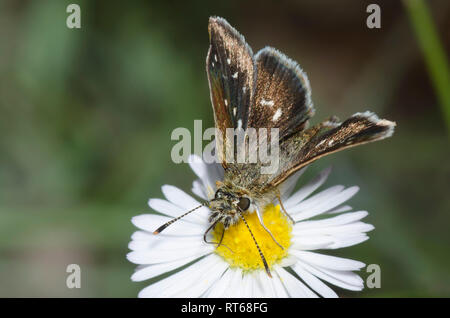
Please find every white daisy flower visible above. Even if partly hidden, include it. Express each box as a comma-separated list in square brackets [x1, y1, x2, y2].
[127, 155, 374, 298]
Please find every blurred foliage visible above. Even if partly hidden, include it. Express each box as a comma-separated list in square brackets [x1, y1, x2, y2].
[0, 0, 449, 297]
[404, 0, 450, 133]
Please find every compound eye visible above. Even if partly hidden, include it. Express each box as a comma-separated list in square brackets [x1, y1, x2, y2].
[237, 197, 250, 211]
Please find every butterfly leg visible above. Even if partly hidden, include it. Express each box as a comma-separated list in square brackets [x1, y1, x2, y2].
[203, 220, 234, 253]
[276, 192, 295, 224]
[254, 204, 284, 250]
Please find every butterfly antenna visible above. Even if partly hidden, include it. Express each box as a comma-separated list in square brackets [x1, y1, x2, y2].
[239, 213, 272, 278]
[153, 203, 205, 235]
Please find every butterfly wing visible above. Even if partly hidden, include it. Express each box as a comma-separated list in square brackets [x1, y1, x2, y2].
[248, 47, 315, 141]
[229, 47, 316, 189]
[206, 18, 396, 192]
[264, 111, 396, 189]
[206, 17, 255, 168]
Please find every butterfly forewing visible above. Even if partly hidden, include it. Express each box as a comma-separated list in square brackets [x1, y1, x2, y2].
[207, 17, 255, 167]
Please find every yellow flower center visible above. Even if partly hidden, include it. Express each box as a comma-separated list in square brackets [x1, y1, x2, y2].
[212, 204, 292, 272]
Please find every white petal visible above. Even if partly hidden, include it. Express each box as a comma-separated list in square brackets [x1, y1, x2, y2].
[204, 268, 234, 297]
[290, 236, 334, 250]
[326, 205, 353, 214]
[161, 185, 209, 222]
[291, 264, 338, 298]
[233, 270, 247, 298]
[251, 271, 265, 297]
[192, 179, 208, 200]
[294, 211, 369, 230]
[257, 271, 276, 297]
[175, 255, 228, 297]
[271, 273, 289, 297]
[243, 272, 261, 297]
[329, 234, 369, 249]
[138, 254, 219, 297]
[279, 168, 307, 200]
[128, 240, 152, 251]
[131, 254, 201, 281]
[293, 222, 374, 236]
[241, 272, 255, 298]
[187, 155, 208, 181]
[289, 185, 344, 214]
[223, 268, 244, 297]
[130, 230, 153, 241]
[284, 167, 331, 209]
[293, 186, 360, 221]
[291, 233, 370, 251]
[148, 198, 183, 217]
[188, 154, 223, 199]
[319, 267, 364, 287]
[127, 241, 210, 265]
[162, 184, 200, 207]
[148, 198, 209, 225]
[129, 232, 205, 251]
[130, 234, 204, 252]
[294, 260, 364, 291]
[291, 250, 365, 271]
[278, 255, 298, 267]
[275, 266, 317, 298]
[132, 214, 204, 236]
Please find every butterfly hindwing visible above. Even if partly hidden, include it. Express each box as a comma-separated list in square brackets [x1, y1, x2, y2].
[225, 47, 317, 188]
[265, 111, 396, 188]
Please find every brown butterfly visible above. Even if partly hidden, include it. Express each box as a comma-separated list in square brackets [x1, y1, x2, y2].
[154, 17, 396, 277]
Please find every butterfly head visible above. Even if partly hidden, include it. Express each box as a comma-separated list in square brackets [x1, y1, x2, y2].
[208, 186, 251, 228]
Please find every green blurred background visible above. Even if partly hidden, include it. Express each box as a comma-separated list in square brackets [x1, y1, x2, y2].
[0, 0, 449, 297]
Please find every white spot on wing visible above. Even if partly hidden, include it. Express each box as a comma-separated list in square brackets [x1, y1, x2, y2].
[214, 54, 218, 62]
[233, 107, 237, 116]
[272, 109, 282, 122]
[232, 72, 238, 79]
[227, 58, 231, 65]
[328, 140, 334, 146]
[317, 140, 326, 147]
[260, 99, 275, 107]
[224, 99, 228, 106]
